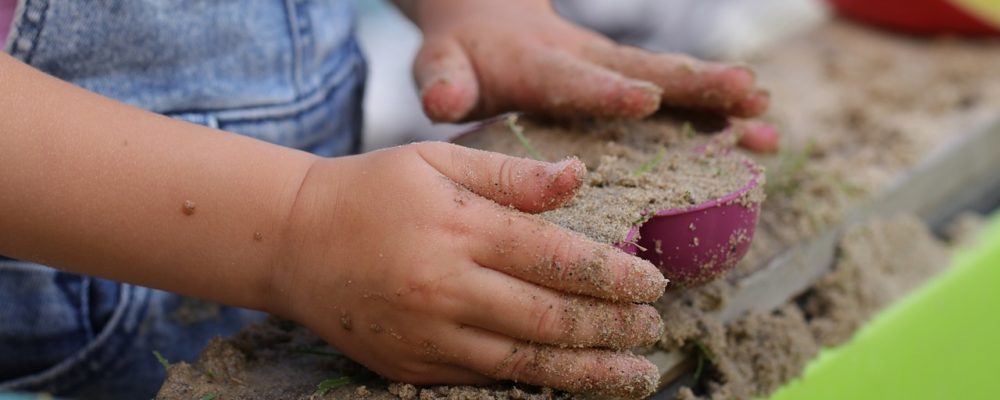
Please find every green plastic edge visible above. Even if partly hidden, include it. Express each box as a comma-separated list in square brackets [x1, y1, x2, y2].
[769, 212, 1000, 400]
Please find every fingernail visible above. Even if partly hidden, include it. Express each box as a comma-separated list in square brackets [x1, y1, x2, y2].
[731, 63, 757, 80]
[544, 158, 573, 177]
[640, 305, 664, 345]
[632, 256, 668, 302]
[421, 75, 452, 92]
[634, 81, 663, 96]
[735, 89, 771, 117]
[545, 157, 585, 184]
[628, 82, 663, 115]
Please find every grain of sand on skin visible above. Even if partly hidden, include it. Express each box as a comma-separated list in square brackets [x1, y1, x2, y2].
[182, 200, 196, 216]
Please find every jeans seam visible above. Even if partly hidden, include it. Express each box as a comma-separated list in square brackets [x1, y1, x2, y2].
[0, 284, 148, 393]
[7, 0, 49, 63]
[79, 277, 94, 340]
[283, 0, 304, 97]
[162, 40, 364, 123]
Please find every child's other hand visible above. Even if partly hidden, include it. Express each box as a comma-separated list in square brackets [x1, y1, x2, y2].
[406, 0, 777, 152]
[270, 143, 667, 397]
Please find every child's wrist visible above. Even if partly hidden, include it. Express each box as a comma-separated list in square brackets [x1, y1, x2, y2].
[255, 156, 344, 318]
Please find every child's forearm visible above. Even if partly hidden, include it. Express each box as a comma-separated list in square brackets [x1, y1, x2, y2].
[390, 0, 550, 25]
[0, 54, 318, 312]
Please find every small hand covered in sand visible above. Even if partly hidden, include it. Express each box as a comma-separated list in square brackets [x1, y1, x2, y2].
[402, 0, 778, 152]
[271, 142, 668, 397]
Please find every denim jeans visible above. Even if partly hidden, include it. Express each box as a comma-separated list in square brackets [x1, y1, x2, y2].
[1, 0, 365, 398]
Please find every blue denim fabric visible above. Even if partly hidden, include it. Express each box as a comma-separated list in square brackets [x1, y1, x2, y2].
[1, 0, 365, 398]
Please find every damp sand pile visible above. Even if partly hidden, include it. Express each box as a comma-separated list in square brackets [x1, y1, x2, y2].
[653, 20, 1000, 399]
[157, 318, 570, 400]
[666, 214, 960, 399]
[456, 116, 762, 244]
[736, 20, 1000, 273]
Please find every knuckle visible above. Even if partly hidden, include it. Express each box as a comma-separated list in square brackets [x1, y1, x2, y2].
[497, 345, 536, 382]
[530, 300, 564, 343]
[440, 215, 474, 237]
[401, 271, 443, 305]
[540, 232, 582, 284]
[447, 143, 478, 182]
[496, 157, 518, 200]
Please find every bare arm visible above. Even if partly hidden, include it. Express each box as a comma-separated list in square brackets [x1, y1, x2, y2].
[0, 53, 667, 396]
[0, 53, 316, 312]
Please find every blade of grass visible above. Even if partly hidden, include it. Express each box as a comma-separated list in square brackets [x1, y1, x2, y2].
[153, 350, 170, 370]
[199, 393, 218, 400]
[693, 342, 712, 382]
[631, 147, 667, 177]
[315, 376, 353, 396]
[505, 115, 543, 160]
[682, 121, 695, 138]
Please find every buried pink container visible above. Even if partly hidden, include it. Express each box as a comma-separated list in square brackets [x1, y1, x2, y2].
[615, 156, 761, 287]
[452, 117, 762, 287]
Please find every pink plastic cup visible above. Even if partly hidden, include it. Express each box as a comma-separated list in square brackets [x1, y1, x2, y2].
[616, 155, 762, 287]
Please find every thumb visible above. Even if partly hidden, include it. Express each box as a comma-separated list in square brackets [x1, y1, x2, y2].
[413, 36, 480, 122]
[415, 142, 586, 213]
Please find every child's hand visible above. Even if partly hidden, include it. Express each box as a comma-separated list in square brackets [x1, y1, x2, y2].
[270, 142, 667, 397]
[400, 0, 777, 152]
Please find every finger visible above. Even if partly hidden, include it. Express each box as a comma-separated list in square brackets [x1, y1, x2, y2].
[451, 264, 662, 349]
[415, 142, 586, 213]
[414, 36, 481, 122]
[583, 43, 770, 118]
[443, 326, 659, 398]
[733, 119, 780, 153]
[387, 362, 495, 386]
[467, 207, 667, 303]
[501, 49, 662, 120]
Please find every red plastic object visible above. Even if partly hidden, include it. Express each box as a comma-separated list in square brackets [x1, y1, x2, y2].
[616, 155, 761, 287]
[829, 0, 1000, 35]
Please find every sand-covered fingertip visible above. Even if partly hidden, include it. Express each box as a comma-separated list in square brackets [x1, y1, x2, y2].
[616, 81, 663, 119]
[608, 249, 669, 303]
[634, 304, 666, 347]
[580, 302, 665, 349]
[538, 156, 587, 210]
[587, 352, 659, 399]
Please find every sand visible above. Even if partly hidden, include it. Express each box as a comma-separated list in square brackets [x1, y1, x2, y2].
[670, 214, 952, 399]
[735, 20, 1000, 275]
[156, 318, 571, 400]
[658, 20, 1000, 398]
